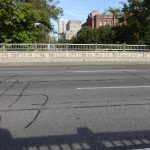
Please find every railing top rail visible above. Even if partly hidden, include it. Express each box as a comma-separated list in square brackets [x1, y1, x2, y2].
[51, 44, 67, 45]
[0, 43, 149, 52]
[0, 43, 149, 46]
[68, 44, 95, 45]
[0, 43, 49, 46]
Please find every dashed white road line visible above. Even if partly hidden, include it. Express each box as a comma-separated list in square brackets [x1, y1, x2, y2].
[77, 85, 150, 90]
[132, 148, 150, 150]
[70, 70, 138, 73]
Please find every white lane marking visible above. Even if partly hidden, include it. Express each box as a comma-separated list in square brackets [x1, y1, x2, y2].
[77, 85, 150, 90]
[132, 148, 150, 150]
[70, 70, 138, 73]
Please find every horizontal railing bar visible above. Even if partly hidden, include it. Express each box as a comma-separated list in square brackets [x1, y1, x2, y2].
[0, 43, 149, 51]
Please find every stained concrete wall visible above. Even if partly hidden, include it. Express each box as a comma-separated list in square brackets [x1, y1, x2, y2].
[0, 51, 150, 63]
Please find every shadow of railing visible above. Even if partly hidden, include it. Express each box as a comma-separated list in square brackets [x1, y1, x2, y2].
[0, 127, 150, 150]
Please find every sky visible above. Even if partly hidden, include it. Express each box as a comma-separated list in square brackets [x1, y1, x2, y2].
[52, 0, 127, 32]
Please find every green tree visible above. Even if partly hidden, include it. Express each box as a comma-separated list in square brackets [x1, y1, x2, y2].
[105, 0, 150, 44]
[71, 27, 99, 44]
[0, 0, 63, 43]
[24, 0, 63, 30]
[0, 0, 37, 43]
[21, 0, 63, 43]
[112, 25, 141, 44]
[107, 7, 122, 20]
[70, 26, 113, 44]
[139, 0, 150, 44]
[97, 25, 114, 44]
[120, 0, 150, 44]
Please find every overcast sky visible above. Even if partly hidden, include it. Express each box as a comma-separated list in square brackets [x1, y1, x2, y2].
[52, 0, 127, 31]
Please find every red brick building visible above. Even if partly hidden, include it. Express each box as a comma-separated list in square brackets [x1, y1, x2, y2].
[83, 10, 118, 29]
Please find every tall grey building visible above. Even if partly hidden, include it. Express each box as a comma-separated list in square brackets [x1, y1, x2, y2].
[65, 20, 81, 40]
[58, 19, 68, 40]
[58, 19, 81, 41]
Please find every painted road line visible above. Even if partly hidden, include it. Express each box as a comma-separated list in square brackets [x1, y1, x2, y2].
[132, 148, 150, 150]
[70, 70, 138, 73]
[77, 85, 150, 90]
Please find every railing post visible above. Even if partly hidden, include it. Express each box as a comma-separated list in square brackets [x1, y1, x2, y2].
[95, 43, 97, 51]
[66, 43, 68, 51]
[48, 44, 50, 51]
[35, 43, 37, 51]
[123, 43, 126, 51]
[3, 43, 6, 51]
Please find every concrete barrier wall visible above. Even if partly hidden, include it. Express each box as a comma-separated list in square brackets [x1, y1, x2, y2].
[0, 51, 150, 63]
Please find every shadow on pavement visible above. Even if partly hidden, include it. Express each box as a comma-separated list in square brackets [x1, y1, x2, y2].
[0, 127, 150, 150]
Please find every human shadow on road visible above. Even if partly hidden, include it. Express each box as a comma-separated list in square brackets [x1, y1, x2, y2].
[0, 128, 23, 150]
[0, 127, 150, 150]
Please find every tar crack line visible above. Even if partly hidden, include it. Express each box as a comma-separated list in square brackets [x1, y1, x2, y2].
[0, 80, 19, 98]
[8, 82, 30, 108]
[25, 110, 41, 128]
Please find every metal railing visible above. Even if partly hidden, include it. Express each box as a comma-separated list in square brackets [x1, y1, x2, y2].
[0, 43, 149, 51]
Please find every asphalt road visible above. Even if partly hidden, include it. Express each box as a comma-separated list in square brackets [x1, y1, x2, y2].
[0, 64, 150, 150]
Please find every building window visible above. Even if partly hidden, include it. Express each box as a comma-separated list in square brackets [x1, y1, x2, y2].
[109, 21, 112, 26]
[104, 21, 107, 25]
[100, 21, 102, 26]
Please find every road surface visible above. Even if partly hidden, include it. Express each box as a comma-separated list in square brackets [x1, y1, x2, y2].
[0, 64, 150, 150]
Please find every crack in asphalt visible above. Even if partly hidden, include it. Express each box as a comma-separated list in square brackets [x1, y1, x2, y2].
[0, 102, 150, 113]
[123, 71, 150, 97]
[24, 93, 48, 128]
[0, 80, 19, 98]
[25, 110, 41, 128]
[0, 70, 150, 129]
[0, 94, 49, 107]
[8, 82, 30, 108]
[0, 108, 47, 112]
[123, 71, 150, 82]
[0, 78, 134, 84]
[0, 75, 49, 128]
[66, 103, 150, 109]
[1, 74, 19, 82]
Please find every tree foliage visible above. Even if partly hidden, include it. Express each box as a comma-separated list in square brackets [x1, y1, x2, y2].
[107, 7, 122, 19]
[0, 0, 63, 43]
[119, 0, 150, 44]
[0, 0, 36, 43]
[71, 26, 114, 44]
[72, 27, 98, 44]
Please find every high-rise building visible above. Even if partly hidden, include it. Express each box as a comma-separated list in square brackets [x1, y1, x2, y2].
[65, 20, 81, 40]
[58, 19, 81, 41]
[58, 19, 68, 40]
[83, 10, 118, 29]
